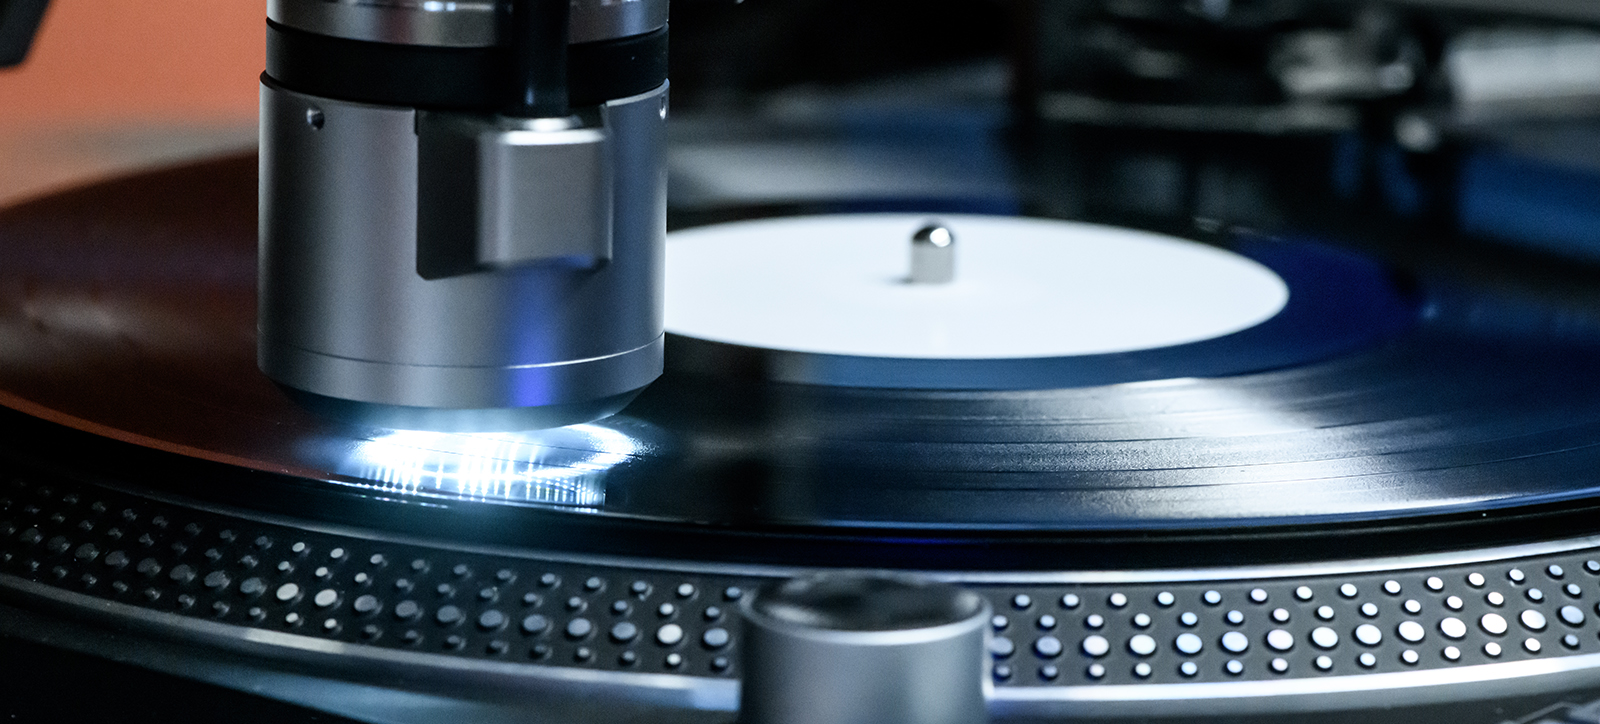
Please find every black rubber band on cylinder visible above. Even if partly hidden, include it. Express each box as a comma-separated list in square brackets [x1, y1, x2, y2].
[265, 20, 667, 110]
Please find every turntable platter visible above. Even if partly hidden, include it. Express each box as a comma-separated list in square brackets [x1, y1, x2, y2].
[4, 155, 1600, 553]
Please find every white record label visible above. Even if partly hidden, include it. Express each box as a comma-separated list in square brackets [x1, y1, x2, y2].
[665, 214, 1289, 359]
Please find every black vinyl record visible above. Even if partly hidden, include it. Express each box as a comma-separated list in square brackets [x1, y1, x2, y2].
[5, 154, 1600, 569]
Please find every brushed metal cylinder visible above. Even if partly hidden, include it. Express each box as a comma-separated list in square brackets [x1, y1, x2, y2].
[258, 80, 667, 429]
[267, 0, 669, 47]
[740, 574, 990, 724]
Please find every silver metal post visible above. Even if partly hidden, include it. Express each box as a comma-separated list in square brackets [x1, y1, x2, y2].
[910, 223, 956, 284]
[739, 573, 990, 724]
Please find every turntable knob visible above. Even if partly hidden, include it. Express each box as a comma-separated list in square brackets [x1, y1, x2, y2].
[739, 573, 990, 724]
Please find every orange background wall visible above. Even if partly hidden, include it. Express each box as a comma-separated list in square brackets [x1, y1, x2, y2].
[0, 0, 263, 126]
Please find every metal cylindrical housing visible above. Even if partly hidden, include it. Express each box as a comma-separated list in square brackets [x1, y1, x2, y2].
[257, 80, 667, 428]
[740, 574, 991, 724]
[267, 0, 668, 46]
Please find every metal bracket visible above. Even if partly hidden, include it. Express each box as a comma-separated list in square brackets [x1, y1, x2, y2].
[416, 111, 614, 280]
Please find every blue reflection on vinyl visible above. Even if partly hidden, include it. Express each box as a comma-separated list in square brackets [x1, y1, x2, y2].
[1459, 148, 1600, 261]
[336, 424, 643, 507]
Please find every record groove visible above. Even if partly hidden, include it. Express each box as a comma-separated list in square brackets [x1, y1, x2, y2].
[3, 156, 1600, 550]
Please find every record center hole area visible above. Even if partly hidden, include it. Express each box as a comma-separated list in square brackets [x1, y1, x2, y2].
[665, 214, 1289, 359]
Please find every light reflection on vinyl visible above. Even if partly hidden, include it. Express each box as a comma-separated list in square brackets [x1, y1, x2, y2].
[17, 156, 1600, 532]
[333, 424, 643, 507]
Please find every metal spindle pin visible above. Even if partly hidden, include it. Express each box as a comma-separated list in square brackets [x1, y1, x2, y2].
[909, 223, 955, 284]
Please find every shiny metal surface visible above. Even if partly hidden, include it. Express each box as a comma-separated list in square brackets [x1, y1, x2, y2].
[268, 0, 497, 48]
[416, 113, 614, 275]
[909, 223, 955, 285]
[14, 156, 1600, 529]
[568, 0, 669, 46]
[258, 81, 666, 424]
[740, 574, 989, 724]
[267, 0, 669, 47]
[0, 575, 742, 723]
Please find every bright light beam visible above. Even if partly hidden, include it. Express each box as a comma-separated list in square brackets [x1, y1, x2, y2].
[337, 423, 642, 507]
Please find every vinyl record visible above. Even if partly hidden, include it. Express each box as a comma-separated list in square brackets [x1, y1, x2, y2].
[4, 155, 1600, 568]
